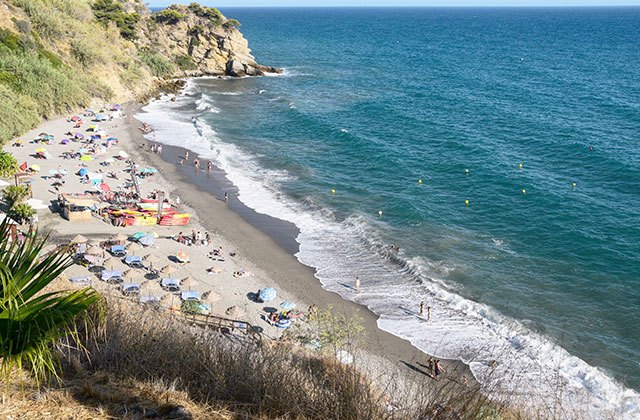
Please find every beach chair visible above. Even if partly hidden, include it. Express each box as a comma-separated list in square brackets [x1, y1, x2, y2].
[101, 269, 122, 284]
[160, 278, 180, 292]
[181, 290, 201, 301]
[110, 244, 127, 257]
[123, 255, 144, 269]
[69, 275, 91, 285]
[121, 283, 141, 296]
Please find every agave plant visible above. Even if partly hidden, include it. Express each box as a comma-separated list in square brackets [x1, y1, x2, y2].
[0, 219, 100, 385]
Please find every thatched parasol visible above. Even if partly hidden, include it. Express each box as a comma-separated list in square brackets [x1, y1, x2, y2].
[127, 242, 143, 255]
[180, 276, 198, 288]
[123, 269, 143, 282]
[225, 306, 246, 319]
[70, 234, 88, 244]
[111, 233, 128, 243]
[85, 245, 103, 256]
[141, 280, 163, 295]
[160, 264, 178, 276]
[202, 290, 221, 303]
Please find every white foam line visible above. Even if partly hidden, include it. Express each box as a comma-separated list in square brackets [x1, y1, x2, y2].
[134, 85, 640, 419]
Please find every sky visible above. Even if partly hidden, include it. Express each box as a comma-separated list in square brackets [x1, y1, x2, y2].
[149, 0, 640, 7]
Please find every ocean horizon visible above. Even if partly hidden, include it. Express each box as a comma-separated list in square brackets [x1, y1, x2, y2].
[138, 7, 640, 416]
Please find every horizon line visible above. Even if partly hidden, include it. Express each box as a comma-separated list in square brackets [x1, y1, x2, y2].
[164, 4, 640, 8]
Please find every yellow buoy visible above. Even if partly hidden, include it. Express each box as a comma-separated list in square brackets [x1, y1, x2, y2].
[522, 189, 526, 194]
[378, 210, 383, 216]
[572, 182, 577, 188]
[331, 189, 336, 194]
[465, 169, 469, 174]
[418, 179, 423, 185]
[465, 199, 469, 206]
[519, 163, 523, 170]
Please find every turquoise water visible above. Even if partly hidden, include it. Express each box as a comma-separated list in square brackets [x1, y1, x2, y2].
[140, 7, 640, 415]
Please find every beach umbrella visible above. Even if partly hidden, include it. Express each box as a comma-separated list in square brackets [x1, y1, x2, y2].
[80, 155, 93, 162]
[29, 164, 41, 172]
[161, 265, 178, 276]
[78, 168, 89, 177]
[143, 253, 160, 263]
[127, 242, 143, 255]
[35, 147, 47, 153]
[85, 245, 103, 256]
[103, 257, 116, 270]
[123, 269, 143, 282]
[48, 169, 59, 176]
[74, 132, 84, 139]
[141, 280, 163, 295]
[70, 234, 88, 244]
[225, 306, 246, 319]
[118, 150, 129, 159]
[99, 183, 111, 192]
[180, 276, 198, 288]
[258, 287, 277, 302]
[111, 233, 128, 243]
[160, 293, 177, 308]
[202, 290, 221, 303]
[279, 301, 296, 311]
[176, 250, 189, 263]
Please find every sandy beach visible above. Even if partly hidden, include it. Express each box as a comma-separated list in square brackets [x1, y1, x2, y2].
[2, 100, 475, 399]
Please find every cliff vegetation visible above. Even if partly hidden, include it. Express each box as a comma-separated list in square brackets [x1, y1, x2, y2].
[0, 0, 278, 144]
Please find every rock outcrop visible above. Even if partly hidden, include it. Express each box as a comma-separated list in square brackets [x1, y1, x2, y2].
[138, 4, 281, 77]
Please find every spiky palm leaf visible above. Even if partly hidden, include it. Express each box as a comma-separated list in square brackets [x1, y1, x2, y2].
[0, 220, 100, 385]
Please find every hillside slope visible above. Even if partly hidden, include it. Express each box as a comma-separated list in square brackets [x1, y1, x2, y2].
[0, 0, 278, 143]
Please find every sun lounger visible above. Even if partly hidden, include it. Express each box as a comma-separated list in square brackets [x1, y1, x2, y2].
[181, 290, 201, 301]
[69, 275, 91, 285]
[161, 278, 180, 292]
[101, 269, 122, 284]
[110, 244, 127, 257]
[123, 255, 144, 268]
[121, 283, 141, 296]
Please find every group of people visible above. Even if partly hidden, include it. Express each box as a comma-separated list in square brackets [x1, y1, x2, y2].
[175, 230, 211, 246]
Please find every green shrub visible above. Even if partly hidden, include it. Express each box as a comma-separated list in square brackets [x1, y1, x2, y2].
[175, 54, 196, 71]
[223, 19, 240, 30]
[0, 49, 90, 118]
[70, 39, 95, 67]
[91, 0, 140, 40]
[3, 185, 29, 206]
[181, 299, 203, 315]
[153, 9, 185, 25]
[9, 202, 35, 223]
[120, 62, 144, 89]
[0, 151, 19, 177]
[0, 86, 40, 144]
[139, 50, 174, 78]
[188, 3, 222, 25]
[187, 24, 205, 37]
[0, 29, 22, 52]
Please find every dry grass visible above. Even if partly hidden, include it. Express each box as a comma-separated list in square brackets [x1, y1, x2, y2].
[1, 288, 532, 419]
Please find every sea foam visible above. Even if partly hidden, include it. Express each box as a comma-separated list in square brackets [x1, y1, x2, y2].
[135, 87, 640, 419]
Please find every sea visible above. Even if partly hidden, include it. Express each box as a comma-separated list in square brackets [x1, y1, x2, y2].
[138, 7, 640, 417]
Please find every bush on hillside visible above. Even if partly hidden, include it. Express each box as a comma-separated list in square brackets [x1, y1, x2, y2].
[187, 3, 223, 25]
[0, 151, 19, 177]
[139, 50, 175, 78]
[0, 85, 40, 144]
[153, 9, 185, 25]
[175, 54, 197, 71]
[92, 0, 140, 40]
[223, 19, 241, 30]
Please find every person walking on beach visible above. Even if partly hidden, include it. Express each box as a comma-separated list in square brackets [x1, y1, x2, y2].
[419, 301, 425, 317]
[185, 151, 189, 160]
[157, 145, 162, 154]
[434, 360, 445, 379]
[194, 158, 200, 169]
[354, 276, 361, 291]
[207, 161, 212, 172]
[427, 306, 432, 322]
[224, 192, 228, 203]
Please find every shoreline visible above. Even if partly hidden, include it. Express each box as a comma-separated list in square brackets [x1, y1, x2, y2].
[126, 102, 476, 384]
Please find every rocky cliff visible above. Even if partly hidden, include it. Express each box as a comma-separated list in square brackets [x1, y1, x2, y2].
[0, 0, 279, 142]
[138, 4, 280, 78]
